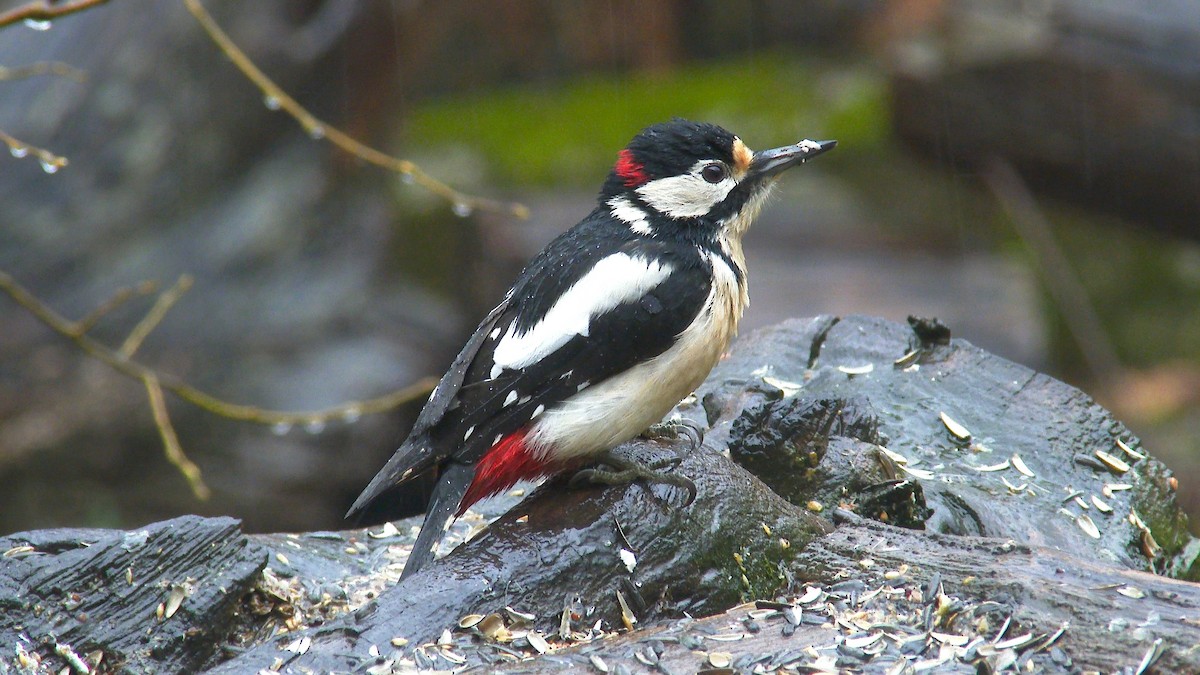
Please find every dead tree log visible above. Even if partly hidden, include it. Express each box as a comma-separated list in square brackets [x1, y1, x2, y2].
[1, 316, 1197, 674]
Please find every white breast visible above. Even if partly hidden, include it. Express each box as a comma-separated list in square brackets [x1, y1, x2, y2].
[527, 252, 748, 462]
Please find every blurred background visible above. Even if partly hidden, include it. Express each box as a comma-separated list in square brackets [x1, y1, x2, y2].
[1, 0, 1197, 534]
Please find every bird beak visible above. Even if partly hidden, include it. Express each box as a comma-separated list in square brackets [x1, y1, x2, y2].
[748, 139, 837, 179]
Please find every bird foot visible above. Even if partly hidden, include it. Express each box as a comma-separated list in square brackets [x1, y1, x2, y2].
[570, 449, 697, 506]
[642, 416, 706, 452]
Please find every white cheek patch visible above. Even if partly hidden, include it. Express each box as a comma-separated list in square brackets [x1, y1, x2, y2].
[608, 196, 652, 235]
[636, 161, 736, 219]
[490, 252, 672, 378]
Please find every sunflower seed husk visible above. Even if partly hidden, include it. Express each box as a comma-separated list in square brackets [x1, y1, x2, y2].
[1011, 454, 1035, 478]
[505, 606, 536, 623]
[527, 631, 550, 654]
[458, 614, 485, 629]
[368, 522, 401, 539]
[931, 631, 969, 646]
[798, 586, 824, 605]
[975, 460, 1010, 472]
[940, 412, 971, 440]
[478, 613, 511, 641]
[1135, 637, 1164, 675]
[1141, 530, 1162, 559]
[616, 590, 637, 630]
[1095, 450, 1130, 474]
[902, 466, 936, 480]
[164, 584, 188, 619]
[708, 652, 733, 668]
[1116, 439, 1146, 460]
[1076, 514, 1101, 539]
[1117, 585, 1145, 599]
[1001, 476, 1027, 493]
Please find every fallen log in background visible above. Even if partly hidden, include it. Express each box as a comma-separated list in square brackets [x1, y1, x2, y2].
[1, 316, 1197, 673]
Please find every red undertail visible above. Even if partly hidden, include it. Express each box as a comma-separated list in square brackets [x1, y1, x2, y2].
[457, 428, 552, 516]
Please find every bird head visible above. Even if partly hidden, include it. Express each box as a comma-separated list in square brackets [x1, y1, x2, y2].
[600, 119, 835, 237]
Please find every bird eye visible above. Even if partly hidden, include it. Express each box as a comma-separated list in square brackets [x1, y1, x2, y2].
[701, 163, 727, 184]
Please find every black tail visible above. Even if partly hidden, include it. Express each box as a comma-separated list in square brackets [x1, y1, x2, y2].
[399, 461, 475, 580]
[346, 434, 442, 523]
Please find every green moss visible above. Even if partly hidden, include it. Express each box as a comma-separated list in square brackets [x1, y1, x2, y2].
[1131, 459, 1200, 580]
[400, 53, 889, 188]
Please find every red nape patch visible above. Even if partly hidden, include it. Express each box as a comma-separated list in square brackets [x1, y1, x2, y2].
[457, 429, 550, 516]
[615, 149, 648, 187]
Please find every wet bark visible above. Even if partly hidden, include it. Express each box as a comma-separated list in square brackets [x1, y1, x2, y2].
[1, 316, 1197, 674]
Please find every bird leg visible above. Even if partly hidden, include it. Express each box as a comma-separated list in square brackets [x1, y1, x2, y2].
[570, 448, 698, 506]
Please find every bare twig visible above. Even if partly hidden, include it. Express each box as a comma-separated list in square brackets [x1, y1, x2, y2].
[0, 268, 437, 470]
[0, 0, 110, 29]
[72, 280, 159, 336]
[0, 129, 68, 172]
[983, 157, 1121, 379]
[0, 61, 86, 82]
[144, 372, 211, 500]
[183, 0, 529, 219]
[119, 274, 193, 358]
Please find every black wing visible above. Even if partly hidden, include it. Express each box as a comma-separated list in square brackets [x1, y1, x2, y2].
[433, 235, 712, 463]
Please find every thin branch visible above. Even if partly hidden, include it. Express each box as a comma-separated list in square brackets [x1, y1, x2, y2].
[983, 157, 1122, 379]
[0, 0, 110, 29]
[119, 274, 193, 358]
[0, 61, 87, 82]
[143, 372, 211, 500]
[183, 0, 529, 219]
[72, 280, 159, 336]
[0, 268, 436, 429]
[0, 129, 68, 172]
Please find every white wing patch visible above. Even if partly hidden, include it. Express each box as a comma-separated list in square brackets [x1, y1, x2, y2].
[636, 160, 737, 219]
[489, 252, 673, 378]
[608, 195, 652, 235]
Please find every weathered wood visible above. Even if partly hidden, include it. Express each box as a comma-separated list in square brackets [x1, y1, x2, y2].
[467, 512, 1200, 674]
[0, 516, 266, 674]
[207, 444, 833, 673]
[706, 315, 1197, 578]
[1, 316, 1197, 674]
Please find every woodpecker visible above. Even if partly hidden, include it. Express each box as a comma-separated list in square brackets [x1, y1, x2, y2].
[348, 119, 835, 578]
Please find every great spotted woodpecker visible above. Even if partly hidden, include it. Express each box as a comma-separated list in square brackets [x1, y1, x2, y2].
[347, 119, 835, 578]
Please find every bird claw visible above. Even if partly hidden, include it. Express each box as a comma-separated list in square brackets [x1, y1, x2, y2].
[643, 417, 706, 452]
[570, 450, 697, 506]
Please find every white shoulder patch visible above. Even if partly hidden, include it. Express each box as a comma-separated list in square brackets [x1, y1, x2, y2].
[607, 195, 652, 235]
[490, 252, 672, 378]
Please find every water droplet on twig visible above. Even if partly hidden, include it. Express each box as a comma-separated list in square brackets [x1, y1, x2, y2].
[263, 95, 281, 111]
[452, 202, 473, 217]
[9, 146, 29, 158]
[304, 419, 326, 435]
[39, 159, 60, 174]
[24, 19, 52, 31]
[271, 422, 292, 436]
